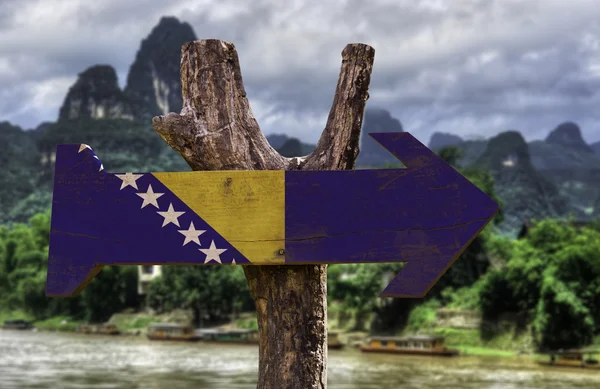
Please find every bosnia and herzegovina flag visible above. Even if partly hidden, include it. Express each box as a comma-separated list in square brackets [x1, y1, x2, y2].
[47, 133, 499, 299]
[48, 143, 270, 297]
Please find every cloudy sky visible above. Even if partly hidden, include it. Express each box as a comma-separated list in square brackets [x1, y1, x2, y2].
[1, 0, 600, 145]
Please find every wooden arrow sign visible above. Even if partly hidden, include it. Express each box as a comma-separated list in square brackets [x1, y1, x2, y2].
[46, 132, 498, 298]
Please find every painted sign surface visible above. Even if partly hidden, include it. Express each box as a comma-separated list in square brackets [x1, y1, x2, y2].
[46, 132, 498, 298]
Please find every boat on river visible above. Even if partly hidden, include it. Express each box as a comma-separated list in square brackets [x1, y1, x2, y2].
[2, 319, 33, 330]
[147, 323, 201, 341]
[360, 335, 459, 357]
[537, 349, 600, 369]
[77, 323, 120, 335]
[197, 328, 259, 344]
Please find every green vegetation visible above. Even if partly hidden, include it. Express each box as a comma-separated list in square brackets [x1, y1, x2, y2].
[234, 315, 259, 330]
[0, 121, 43, 225]
[454, 346, 516, 358]
[479, 219, 600, 350]
[0, 210, 140, 325]
[108, 313, 159, 331]
[145, 264, 254, 325]
[405, 299, 440, 332]
[34, 316, 82, 332]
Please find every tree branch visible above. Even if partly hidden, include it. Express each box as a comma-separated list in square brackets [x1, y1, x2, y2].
[152, 40, 287, 171]
[302, 44, 375, 171]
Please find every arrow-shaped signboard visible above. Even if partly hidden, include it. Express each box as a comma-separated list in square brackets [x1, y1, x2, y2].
[46, 132, 498, 298]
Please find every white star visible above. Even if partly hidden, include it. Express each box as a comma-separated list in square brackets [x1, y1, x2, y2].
[231, 258, 236, 265]
[157, 203, 185, 227]
[199, 240, 227, 264]
[92, 156, 104, 171]
[178, 221, 206, 246]
[115, 172, 143, 190]
[78, 144, 92, 153]
[136, 184, 164, 209]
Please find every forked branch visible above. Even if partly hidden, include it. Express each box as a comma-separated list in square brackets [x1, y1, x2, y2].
[152, 39, 375, 389]
[152, 40, 374, 172]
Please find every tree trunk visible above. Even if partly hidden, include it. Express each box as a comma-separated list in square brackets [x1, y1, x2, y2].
[153, 39, 374, 389]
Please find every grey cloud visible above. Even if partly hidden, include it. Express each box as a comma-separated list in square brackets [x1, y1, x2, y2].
[1, 0, 600, 145]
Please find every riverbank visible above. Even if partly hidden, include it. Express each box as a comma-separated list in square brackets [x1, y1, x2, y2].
[1, 308, 547, 359]
[0, 310, 81, 332]
[7, 307, 600, 361]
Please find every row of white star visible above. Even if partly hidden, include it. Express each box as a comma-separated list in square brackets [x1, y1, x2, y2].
[113, 171, 234, 264]
[78, 144, 235, 264]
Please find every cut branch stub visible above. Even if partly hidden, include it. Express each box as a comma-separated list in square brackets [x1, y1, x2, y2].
[152, 40, 287, 171]
[152, 39, 375, 389]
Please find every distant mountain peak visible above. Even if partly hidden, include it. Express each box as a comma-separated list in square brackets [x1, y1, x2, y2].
[545, 122, 594, 153]
[476, 130, 569, 235]
[477, 130, 532, 170]
[428, 132, 463, 150]
[157, 15, 189, 27]
[266, 133, 290, 150]
[124, 16, 197, 122]
[265, 133, 315, 157]
[58, 65, 133, 121]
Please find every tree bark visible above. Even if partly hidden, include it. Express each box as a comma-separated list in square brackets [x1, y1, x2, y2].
[153, 39, 374, 389]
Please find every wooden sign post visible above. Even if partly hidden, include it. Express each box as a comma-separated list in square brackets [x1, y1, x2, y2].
[46, 40, 498, 389]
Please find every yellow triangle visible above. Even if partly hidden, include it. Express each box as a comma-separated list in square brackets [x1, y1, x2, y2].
[152, 171, 285, 264]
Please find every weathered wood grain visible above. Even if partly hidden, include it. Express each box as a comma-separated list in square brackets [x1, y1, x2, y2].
[47, 131, 498, 298]
[153, 170, 285, 264]
[285, 132, 499, 297]
[47, 145, 252, 296]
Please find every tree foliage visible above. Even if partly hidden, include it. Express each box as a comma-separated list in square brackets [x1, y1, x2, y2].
[146, 265, 253, 326]
[478, 219, 600, 349]
[0, 210, 138, 322]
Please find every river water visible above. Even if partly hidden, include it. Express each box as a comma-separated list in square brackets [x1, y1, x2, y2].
[0, 330, 598, 389]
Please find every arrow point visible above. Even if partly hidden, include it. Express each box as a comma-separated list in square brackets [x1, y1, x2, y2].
[378, 210, 497, 298]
